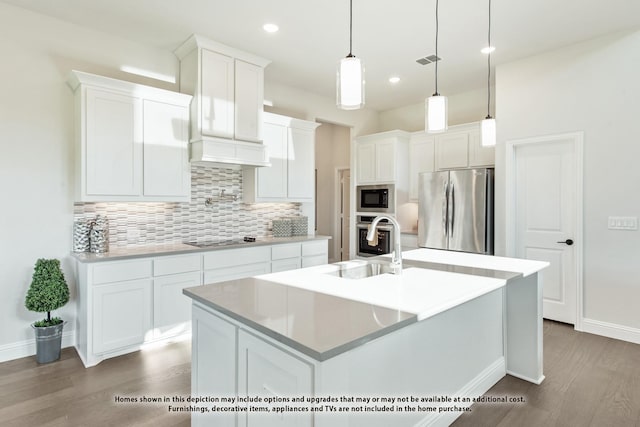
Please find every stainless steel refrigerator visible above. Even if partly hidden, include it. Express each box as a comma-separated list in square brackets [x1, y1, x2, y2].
[417, 168, 494, 254]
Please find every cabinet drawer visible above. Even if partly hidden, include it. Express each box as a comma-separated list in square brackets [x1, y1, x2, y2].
[204, 262, 271, 284]
[302, 254, 327, 268]
[271, 243, 301, 260]
[154, 254, 201, 276]
[92, 259, 152, 285]
[203, 247, 270, 269]
[302, 240, 328, 257]
[272, 258, 301, 273]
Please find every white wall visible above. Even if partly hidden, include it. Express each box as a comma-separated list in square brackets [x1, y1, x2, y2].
[315, 122, 351, 262]
[377, 87, 493, 132]
[495, 30, 640, 334]
[0, 3, 380, 361]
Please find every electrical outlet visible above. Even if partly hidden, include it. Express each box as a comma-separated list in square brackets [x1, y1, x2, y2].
[608, 216, 638, 230]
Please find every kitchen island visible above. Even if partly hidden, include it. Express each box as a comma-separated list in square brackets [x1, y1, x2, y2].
[183, 249, 547, 427]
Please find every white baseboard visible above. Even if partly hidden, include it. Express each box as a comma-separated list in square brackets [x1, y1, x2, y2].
[0, 330, 76, 363]
[416, 357, 506, 427]
[581, 318, 640, 345]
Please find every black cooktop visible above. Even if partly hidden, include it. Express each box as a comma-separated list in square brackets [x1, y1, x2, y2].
[184, 237, 256, 249]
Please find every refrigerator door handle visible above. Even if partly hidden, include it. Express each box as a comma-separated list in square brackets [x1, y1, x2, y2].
[449, 183, 455, 239]
[443, 180, 449, 238]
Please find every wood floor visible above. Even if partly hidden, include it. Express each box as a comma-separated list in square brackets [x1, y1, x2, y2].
[1, 321, 639, 426]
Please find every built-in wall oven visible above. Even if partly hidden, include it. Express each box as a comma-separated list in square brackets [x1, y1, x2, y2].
[356, 215, 394, 257]
[356, 185, 394, 213]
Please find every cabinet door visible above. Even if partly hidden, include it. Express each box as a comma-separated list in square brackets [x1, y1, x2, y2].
[192, 306, 237, 427]
[356, 141, 376, 184]
[142, 99, 190, 199]
[257, 122, 288, 200]
[287, 127, 315, 200]
[238, 330, 313, 427]
[85, 88, 142, 196]
[235, 59, 264, 143]
[375, 139, 396, 182]
[153, 272, 201, 338]
[200, 48, 234, 138]
[93, 279, 152, 354]
[468, 129, 495, 167]
[436, 132, 469, 169]
[409, 134, 435, 201]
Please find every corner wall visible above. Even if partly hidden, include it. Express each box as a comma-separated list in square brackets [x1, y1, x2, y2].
[495, 30, 640, 337]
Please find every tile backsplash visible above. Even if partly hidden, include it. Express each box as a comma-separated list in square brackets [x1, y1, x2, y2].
[74, 165, 302, 247]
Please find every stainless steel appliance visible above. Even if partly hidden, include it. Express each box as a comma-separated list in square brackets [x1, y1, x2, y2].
[356, 215, 394, 257]
[356, 184, 394, 213]
[418, 168, 494, 254]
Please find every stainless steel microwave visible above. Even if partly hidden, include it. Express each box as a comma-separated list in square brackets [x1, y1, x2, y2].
[356, 185, 394, 213]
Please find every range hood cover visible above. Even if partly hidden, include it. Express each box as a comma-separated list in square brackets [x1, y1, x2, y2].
[190, 138, 270, 169]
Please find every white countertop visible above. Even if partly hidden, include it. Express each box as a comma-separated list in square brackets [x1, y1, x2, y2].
[258, 260, 506, 321]
[397, 248, 549, 278]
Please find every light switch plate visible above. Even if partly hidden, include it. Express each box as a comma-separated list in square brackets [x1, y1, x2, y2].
[608, 216, 638, 230]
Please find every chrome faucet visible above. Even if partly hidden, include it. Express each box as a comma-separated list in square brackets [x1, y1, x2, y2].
[366, 215, 402, 275]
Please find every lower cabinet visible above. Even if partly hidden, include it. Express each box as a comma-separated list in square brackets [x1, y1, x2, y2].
[76, 239, 328, 367]
[191, 304, 313, 427]
[93, 279, 152, 354]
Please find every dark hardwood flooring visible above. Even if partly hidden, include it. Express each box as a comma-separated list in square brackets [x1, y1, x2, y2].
[1, 321, 639, 426]
[453, 320, 640, 427]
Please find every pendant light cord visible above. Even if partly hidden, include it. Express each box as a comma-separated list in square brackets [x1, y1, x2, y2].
[349, 0, 353, 56]
[486, 0, 492, 118]
[434, 0, 440, 96]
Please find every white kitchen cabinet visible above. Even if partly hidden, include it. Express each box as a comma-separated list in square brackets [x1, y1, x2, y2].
[243, 113, 319, 203]
[354, 130, 410, 185]
[175, 34, 271, 167]
[68, 71, 192, 202]
[203, 246, 271, 283]
[301, 240, 329, 268]
[434, 123, 494, 170]
[192, 305, 237, 427]
[271, 243, 302, 273]
[93, 279, 152, 354]
[409, 132, 435, 201]
[238, 330, 314, 427]
[153, 254, 202, 339]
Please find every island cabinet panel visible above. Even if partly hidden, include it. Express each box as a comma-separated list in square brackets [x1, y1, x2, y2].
[192, 305, 237, 427]
[92, 279, 152, 354]
[238, 330, 314, 427]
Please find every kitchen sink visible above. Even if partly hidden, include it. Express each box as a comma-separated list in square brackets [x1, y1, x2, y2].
[326, 260, 402, 280]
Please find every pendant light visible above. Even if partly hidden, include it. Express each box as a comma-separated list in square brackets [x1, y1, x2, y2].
[337, 0, 365, 110]
[481, 0, 496, 146]
[426, 0, 447, 133]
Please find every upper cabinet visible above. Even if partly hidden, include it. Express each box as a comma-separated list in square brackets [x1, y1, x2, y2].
[68, 71, 192, 202]
[243, 113, 320, 203]
[175, 35, 271, 168]
[409, 132, 435, 201]
[354, 131, 410, 185]
[434, 123, 495, 170]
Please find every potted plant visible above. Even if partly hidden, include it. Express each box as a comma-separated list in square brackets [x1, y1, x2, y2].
[25, 258, 70, 364]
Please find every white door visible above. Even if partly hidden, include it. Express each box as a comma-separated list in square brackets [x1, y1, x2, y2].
[511, 134, 581, 324]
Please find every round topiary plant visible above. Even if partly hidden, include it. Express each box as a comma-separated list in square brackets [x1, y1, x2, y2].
[25, 259, 70, 327]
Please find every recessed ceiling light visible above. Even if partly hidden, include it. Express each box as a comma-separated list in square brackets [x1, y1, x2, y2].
[263, 23, 279, 33]
[389, 76, 400, 84]
[481, 46, 496, 54]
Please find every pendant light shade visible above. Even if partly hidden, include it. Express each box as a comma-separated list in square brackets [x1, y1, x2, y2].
[426, 0, 447, 133]
[426, 95, 448, 133]
[481, 0, 496, 146]
[481, 117, 496, 147]
[337, 55, 365, 110]
[337, 0, 365, 110]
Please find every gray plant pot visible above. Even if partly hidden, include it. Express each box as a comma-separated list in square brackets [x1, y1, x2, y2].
[32, 321, 66, 364]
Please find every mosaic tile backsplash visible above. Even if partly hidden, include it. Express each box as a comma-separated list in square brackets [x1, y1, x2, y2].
[73, 165, 303, 247]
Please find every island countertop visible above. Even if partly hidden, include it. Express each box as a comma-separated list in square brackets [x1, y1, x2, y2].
[183, 250, 547, 361]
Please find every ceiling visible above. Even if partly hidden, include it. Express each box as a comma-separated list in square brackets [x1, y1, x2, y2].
[4, 0, 640, 111]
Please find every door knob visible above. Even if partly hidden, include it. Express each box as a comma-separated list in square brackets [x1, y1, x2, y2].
[557, 239, 574, 246]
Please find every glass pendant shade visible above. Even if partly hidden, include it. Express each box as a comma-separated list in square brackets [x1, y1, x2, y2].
[337, 56, 365, 110]
[426, 95, 448, 133]
[481, 117, 496, 146]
